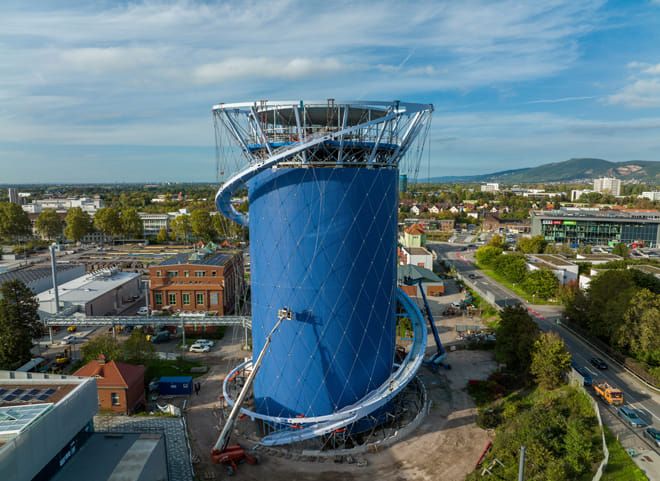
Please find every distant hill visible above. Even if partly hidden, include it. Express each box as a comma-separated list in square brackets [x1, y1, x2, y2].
[425, 158, 660, 184]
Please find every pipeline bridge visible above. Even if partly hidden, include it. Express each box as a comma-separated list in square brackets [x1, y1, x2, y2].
[43, 315, 252, 348]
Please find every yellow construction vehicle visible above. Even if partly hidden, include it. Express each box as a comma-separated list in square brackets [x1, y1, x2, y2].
[594, 382, 624, 406]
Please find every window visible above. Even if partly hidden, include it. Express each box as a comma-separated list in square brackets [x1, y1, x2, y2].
[210, 292, 219, 305]
[167, 271, 178, 278]
[111, 393, 120, 406]
[196, 293, 204, 305]
[195, 271, 206, 277]
[184, 271, 190, 278]
[168, 293, 176, 305]
[156, 271, 161, 277]
[182, 293, 191, 305]
[211, 271, 217, 277]
[155, 292, 163, 305]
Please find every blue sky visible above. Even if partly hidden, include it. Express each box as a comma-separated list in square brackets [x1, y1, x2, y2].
[1, 0, 660, 182]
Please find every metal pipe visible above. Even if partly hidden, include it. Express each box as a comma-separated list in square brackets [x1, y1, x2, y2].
[518, 445, 526, 481]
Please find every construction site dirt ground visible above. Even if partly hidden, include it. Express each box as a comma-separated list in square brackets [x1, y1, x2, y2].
[185, 322, 496, 481]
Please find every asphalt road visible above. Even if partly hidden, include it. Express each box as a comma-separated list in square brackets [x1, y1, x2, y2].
[428, 241, 660, 475]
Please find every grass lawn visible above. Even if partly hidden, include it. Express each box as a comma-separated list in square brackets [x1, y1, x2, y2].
[145, 358, 206, 381]
[475, 264, 559, 305]
[601, 426, 649, 481]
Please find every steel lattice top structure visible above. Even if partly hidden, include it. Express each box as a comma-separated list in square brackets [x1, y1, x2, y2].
[213, 100, 433, 225]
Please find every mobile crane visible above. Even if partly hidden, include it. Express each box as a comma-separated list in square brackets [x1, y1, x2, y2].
[211, 308, 291, 474]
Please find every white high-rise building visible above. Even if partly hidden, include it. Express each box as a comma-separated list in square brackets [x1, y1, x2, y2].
[593, 177, 622, 196]
[480, 183, 500, 192]
[7, 187, 19, 204]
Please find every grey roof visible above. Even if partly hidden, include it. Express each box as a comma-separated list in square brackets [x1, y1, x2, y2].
[0, 265, 82, 287]
[397, 264, 443, 284]
[159, 252, 231, 267]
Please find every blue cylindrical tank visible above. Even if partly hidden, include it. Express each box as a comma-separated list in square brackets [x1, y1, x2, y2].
[248, 167, 398, 418]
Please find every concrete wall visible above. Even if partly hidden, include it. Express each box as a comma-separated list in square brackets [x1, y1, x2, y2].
[0, 373, 98, 481]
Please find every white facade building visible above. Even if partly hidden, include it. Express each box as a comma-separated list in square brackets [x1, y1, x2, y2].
[22, 197, 104, 215]
[480, 183, 500, 192]
[593, 177, 622, 196]
[640, 191, 660, 201]
[401, 246, 434, 270]
[526, 254, 579, 285]
[571, 189, 593, 202]
[139, 213, 171, 237]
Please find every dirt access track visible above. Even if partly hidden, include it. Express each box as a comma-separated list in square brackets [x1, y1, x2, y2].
[186, 332, 496, 481]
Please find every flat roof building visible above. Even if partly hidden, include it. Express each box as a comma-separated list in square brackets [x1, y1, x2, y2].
[0, 370, 168, 481]
[37, 268, 140, 317]
[531, 209, 660, 248]
[0, 264, 85, 296]
[526, 254, 579, 285]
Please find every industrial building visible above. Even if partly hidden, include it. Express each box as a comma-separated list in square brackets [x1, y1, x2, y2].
[482, 213, 531, 234]
[0, 264, 85, 295]
[74, 357, 146, 414]
[531, 208, 660, 247]
[400, 246, 434, 270]
[148, 250, 243, 315]
[397, 264, 444, 297]
[0, 370, 167, 481]
[37, 268, 140, 317]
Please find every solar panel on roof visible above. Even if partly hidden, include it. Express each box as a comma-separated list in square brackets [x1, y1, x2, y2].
[44, 388, 56, 395]
[11, 389, 24, 396]
[20, 395, 32, 401]
[3, 395, 16, 402]
[0, 389, 6, 396]
[36, 394, 50, 401]
[28, 389, 40, 395]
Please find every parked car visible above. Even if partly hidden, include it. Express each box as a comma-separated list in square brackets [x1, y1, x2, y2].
[590, 357, 608, 370]
[189, 343, 210, 353]
[137, 306, 150, 316]
[150, 331, 170, 344]
[617, 406, 648, 428]
[194, 339, 215, 347]
[59, 335, 75, 345]
[644, 427, 660, 447]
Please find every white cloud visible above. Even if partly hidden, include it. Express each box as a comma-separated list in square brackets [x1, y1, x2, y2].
[608, 60, 660, 107]
[58, 47, 162, 74]
[193, 57, 348, 84]
[608, 79, 660, 108]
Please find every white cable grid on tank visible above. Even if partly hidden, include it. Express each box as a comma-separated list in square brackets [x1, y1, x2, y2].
[248, 164, 398, 418]
[214, 100, 432, 440]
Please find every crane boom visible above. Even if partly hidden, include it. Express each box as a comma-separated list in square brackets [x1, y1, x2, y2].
[213, 315, 287, 453]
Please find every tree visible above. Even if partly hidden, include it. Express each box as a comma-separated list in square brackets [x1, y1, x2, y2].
[35, 208, 64, 240]
[475, 245, 502, 267]
[517, 235, 547, 254]
[170, 214, 192, 242]
[156, 227, 169, 243]
[619, 289, 660, 365]
[93, 207, 122, 239]
[122, 330, 156, 364]
[488, 234, 505, 249]
[522, 269, 560, 300]
[0, 280, 42, 369]
[121, 208, 143, 239]
[530, 332, 571, 389]
[81, 334, 121, 363]
[495, 305, 539, 374]
[585, 269, 637, 341]
[191, 209, 215, 241]
[612, 242, 629, 258]
[494, 253, 528, 283]
[0, 202, 32, 241]
[64, 207, 92, 242]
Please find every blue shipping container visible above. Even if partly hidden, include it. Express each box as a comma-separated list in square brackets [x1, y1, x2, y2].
[158, 376, 193, 395]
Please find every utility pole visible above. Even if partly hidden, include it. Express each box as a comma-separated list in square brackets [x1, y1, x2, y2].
[518, 445, 526, 481]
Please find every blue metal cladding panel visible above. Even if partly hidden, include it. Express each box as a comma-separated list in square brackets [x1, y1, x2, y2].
[248, 167, 398, 418]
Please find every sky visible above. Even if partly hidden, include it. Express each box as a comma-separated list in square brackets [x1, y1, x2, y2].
[1, 0, 660, 183]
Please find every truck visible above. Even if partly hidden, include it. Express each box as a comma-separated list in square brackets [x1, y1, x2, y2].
[594, 382, 624, 406]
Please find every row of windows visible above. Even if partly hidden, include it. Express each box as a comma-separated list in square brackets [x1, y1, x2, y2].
[155, 270, 217, 278]
[154, 292, 220, 306]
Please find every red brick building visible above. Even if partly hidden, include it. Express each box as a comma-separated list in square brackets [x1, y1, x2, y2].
[74, 357, 145, 414]
[148, 250, 244, 316]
